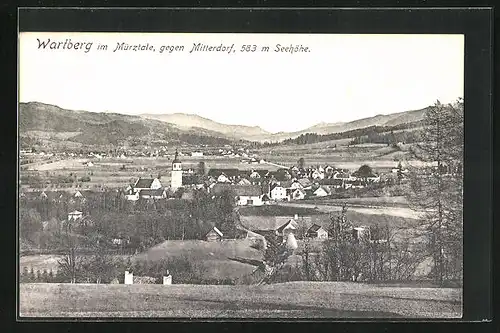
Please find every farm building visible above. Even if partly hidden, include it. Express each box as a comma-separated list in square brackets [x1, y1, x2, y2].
[205, 226, 223, 242]
[133, 177, 162, 192]
[306, 224, 328, 239]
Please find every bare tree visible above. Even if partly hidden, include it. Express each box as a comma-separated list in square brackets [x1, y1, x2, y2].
[406, 99, 464, 284]
[56, 219, 85, 283]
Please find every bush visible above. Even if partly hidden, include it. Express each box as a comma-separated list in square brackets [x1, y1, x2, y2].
[79, 176, 91, 182]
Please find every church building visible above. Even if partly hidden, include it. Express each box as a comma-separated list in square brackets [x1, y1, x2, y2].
[171, 149, 183, 191]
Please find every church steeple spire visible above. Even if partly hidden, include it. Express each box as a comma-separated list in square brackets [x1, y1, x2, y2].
[173, 149, 181, 163]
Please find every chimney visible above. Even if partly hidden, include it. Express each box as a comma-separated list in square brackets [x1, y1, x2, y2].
[294, 214, 299, 220]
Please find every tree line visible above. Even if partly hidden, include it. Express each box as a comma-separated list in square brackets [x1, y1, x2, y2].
[260, 120, 424, 146]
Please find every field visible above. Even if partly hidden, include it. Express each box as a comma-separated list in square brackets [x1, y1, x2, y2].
[256, 141, 432, 171]
[20, 156, 280, 190]
[20, 239, 262, 280]
[19, 282, 462, 318]
[136, 239, 262, 279]
[305, 196, 411, 208]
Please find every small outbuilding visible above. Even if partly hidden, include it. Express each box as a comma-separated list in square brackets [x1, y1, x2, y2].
[205, 226, 223, 242]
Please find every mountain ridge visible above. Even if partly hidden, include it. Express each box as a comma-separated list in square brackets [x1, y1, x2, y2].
[19, 101, 429, 147]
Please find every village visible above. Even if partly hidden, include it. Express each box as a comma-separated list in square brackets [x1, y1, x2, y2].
[19, 147, 413, 252]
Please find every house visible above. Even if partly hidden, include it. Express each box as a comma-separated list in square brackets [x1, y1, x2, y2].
[210, 184, 264, 206]
[270, 184, 289, 201]
[234, 185, 264, 206]
[208, 169, 239, 183]
[289, 188, 306, 200]
[191, 151, 203, 157]
[139, 188, 167, 199]
[313, 186, 331, 197]
[306, 224, 328, 239]
[205, 226, 223, 242]
[85, 161, 94, 167]
[276, 219, 298, 238]
[133, 177, 162, 192]
[68, 210, 83, 221]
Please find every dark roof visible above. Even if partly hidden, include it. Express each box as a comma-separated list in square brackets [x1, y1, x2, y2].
[297, 178, 312, 187]
[234, 185, 263, 197]
[210, 183, 233, 195]
[139, 189, 164, 196]
[135, 178, 155, 188]
[315, 186, 331, 194]
[307, 224, 325, 233]
[280, 180, 294, 188]
[208, 168, 240, 178]
[277, 219, 298, 233]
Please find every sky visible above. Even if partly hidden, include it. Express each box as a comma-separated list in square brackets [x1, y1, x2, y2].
[19, 33, 464, 133]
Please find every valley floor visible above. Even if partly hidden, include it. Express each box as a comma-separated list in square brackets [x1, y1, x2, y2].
[19, 282, 462, 319]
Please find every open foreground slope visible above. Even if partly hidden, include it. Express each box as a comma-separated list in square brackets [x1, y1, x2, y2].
[19, 282, 462, 318]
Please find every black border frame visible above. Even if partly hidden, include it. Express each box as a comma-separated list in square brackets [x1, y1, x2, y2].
[2, 6, 493, 331]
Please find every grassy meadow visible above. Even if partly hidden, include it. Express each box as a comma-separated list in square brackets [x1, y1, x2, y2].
[19, 282, 462, 318]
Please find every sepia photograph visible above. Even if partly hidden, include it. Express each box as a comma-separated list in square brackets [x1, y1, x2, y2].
[18, 31, 464, 319]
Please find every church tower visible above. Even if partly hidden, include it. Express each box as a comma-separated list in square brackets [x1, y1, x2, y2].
[171, 149, 183, 191]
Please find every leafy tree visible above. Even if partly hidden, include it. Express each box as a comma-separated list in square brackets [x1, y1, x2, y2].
[356, 164, 374, 178]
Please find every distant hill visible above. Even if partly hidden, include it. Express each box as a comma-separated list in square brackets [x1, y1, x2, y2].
[258, 108, 428, 142]
[140, 113, 271, 141]
[19, 102, 236, 148]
